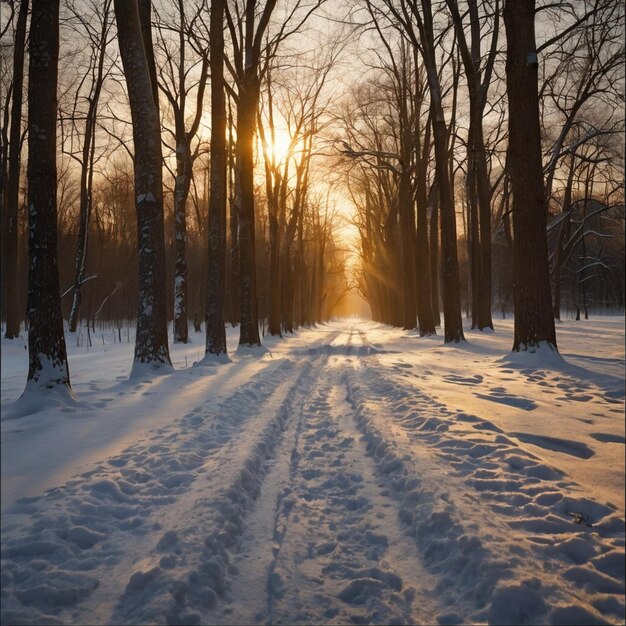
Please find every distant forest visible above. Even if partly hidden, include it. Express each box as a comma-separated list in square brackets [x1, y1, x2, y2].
[0, 0, 624, 386]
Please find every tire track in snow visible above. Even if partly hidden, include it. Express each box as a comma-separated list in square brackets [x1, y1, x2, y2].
[1, 332, 344, 626]
[211, 346, 324, 626]
[3, 322, 622, 625]
[218, 329, 438, 625]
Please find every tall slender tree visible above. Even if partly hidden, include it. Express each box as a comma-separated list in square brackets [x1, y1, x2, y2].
[25, 0, 71, 390]
[446, 0, 499, 331]
[504, 0, 557, 351]
[405, 0, 465, 342]
[205, 0, 228, 356]
[225, 0, 274, 347]
[114, 0, 171, 372]
[65, 0, 113, 333]
[154, 0, 210, 344]
[3, 0, 28, 339]
[224, 0, 325, 347]
[367, 0, 464, 341]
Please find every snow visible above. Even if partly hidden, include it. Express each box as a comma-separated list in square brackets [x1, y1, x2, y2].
[137, 192, 156, 204]
[1, 317, 624, 625]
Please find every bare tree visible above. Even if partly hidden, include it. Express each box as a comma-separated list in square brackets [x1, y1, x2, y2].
[205, 0, 228, 356]
[538, 0, 624, 319]
[504, 0, 556, 351]
[154, 0, 209, 343]
[2, 0, 28, 339]
[25, 0, 71, 391]
[363, 0, 464, 341]
[446, 0, 499, 331]
[224, 0, 325, 348]
[114, 0, 171, 372]
[224, 0, 275, 347]
[61, 0, 114, 333]
[258, 42, 337, 335]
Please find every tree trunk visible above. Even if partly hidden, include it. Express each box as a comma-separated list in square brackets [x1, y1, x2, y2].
[236, 77, 262, 346]
[3, 0, 28, 339]
[475, 120, 494, 330]
[173, 139, 191, 343]
[205, 0, 228, 356]
[421, 52, 464, 343]
[552, 157, 575, 320]
[138, 0, 159, 109]
[429, 184, 441, 326]
[0, 82, 10, 326]
[415, 117, 435, 335]
[69, 7, 109, 333]
[466, 120, 482, 329]
[434, 115, 464, 343]
[447, 0, 495, 332]
[504, 0, 557, 352]
[26, 0, 71, 390]
[227, 99, 239, 326]
[114, 0, 171, 371]
[267, 206, 282, 335]
[463, 101, 494, 330]
[282, 251, 294, 333]
[399, 168, 417, 329]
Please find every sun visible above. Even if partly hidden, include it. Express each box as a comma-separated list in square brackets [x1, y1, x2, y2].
[269, 131, 293, 164]
[260, 127, 303, 166]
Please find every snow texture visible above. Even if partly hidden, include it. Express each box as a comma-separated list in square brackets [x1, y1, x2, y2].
[1, 318, 624, 625]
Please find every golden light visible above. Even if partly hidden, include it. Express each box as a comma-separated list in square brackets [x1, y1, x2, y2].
[269, 130, 293, 164]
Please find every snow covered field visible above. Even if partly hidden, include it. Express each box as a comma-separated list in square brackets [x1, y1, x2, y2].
[1, 317, 624, 625]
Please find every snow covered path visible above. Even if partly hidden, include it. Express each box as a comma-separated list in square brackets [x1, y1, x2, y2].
[1, 319, 624, 625]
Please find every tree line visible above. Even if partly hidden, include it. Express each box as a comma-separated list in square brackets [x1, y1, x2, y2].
[1, 0, 351, 392]
[0, 0, 624, 395]
[338, 0, 624, 342]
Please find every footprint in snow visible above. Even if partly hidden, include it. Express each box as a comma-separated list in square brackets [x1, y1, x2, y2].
[511, 432, 595, 459]
[443, 374, 484, 386]
[475, 390, 537, 411]
[589, 433, 625, 444]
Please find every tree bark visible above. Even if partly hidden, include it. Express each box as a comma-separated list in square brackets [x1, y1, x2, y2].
[399, 166, 417, 330]
[114, 0, 171, 371]
[475, 118, 494, 329]
[236, 77, 262, 346]
[267, 200, 282, 335]
[433, 111, 464, 343]
[3, 0, 28, 339]
[173, 139, 191, 343]
[429, 184, 441, 326]
[227, 98, 240, 325]
[504, 0, 557, 351]
[26, 0, 71, 389]
[414, 112, 435, 335]
[138, 0, 159, 109]
[466, 123, 482, 327]
[205, 0, 228, 356]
